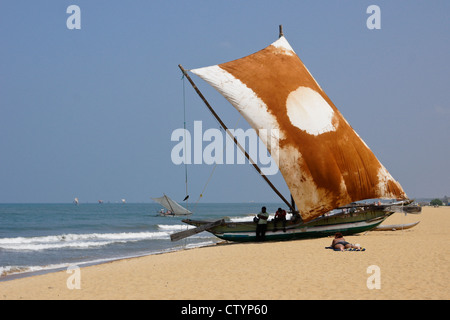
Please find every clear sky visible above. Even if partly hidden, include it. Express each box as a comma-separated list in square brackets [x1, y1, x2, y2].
[1, 1, 449, 203]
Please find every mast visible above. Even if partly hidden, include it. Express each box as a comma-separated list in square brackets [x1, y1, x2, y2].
[178, 64, 295, 212]
[290, 194, 296, 212]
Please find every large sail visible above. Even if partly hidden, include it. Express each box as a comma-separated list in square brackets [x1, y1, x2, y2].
[190, 35, 407, 222]
[152, 195, 192, 215]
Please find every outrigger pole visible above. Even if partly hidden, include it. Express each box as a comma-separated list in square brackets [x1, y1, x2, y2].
[178, 64, 295, 213]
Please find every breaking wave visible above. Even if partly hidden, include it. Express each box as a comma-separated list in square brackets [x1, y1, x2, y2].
[0, 224, 208, 252]
[0, 231, 171, 251]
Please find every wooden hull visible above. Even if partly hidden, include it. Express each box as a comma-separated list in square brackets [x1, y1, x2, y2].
[374, 221, 420, 231]
[182, 209, 392, 242]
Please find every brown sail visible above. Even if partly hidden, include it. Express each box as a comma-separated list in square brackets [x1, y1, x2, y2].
[190, 35, 406, 222]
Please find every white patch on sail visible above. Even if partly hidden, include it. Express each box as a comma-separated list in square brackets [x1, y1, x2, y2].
[191, 65, 285, 152]
[286, 86, 336, 135]
[271, 36, 295, 56]
[376, 165, 397, 196]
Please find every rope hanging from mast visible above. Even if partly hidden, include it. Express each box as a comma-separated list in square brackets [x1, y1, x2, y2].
[182, 75, 189, 209]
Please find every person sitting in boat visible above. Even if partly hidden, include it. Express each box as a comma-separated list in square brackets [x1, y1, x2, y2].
[331, 233, 362, 251]
[256, 206, 269, 241]
[273, 208, 287, 232]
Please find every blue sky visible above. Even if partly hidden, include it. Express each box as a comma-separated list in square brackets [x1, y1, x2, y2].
[1, 1, 449, 203]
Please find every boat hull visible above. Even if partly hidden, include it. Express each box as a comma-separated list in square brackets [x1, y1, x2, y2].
[183, 209, 392, 242]
[374, 221, 420, 231]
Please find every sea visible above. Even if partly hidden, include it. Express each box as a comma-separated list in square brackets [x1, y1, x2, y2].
[0, 202, 283, 280]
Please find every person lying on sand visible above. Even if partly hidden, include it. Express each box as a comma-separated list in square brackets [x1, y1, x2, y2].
[331, 232, 362, 251]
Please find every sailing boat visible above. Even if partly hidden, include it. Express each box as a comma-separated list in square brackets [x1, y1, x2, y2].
[173, 26, 420, 242]
[152, 194, 192, 216]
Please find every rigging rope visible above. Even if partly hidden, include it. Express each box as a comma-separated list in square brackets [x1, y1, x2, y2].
[191, 116, 243, 212]
[181, 75, 189, 248]
[182, 75, 189, 211]
[181, 69, 253, 212]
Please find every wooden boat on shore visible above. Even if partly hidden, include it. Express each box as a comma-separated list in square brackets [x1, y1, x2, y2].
[172, 26, 421, 242]
[374, 221, 420, 231]
[178, 202, 420, 242]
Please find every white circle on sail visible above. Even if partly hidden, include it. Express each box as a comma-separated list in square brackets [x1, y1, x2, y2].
[286, 86, 336, 135]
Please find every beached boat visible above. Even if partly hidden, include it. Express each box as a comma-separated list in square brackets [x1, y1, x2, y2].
[177, 202, 420, 242]
[152, 194, 192, 216]
[173, 26, 421, 242]
[374, 221, 420, 231]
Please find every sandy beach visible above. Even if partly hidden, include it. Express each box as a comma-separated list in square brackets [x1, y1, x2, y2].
[1, 206, 448, 300]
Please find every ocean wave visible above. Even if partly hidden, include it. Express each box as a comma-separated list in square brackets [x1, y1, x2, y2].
[0, 231, 172, 251]
[0, 239, 219, 278]
[0, 266, 33, 277]
[228, 213, 293, 222]
[0, 226, 214, 251]
[0, 256, 120, 278]
[157, 224, 195, 231]
[0, 264, 68, 278]
[182, 240, 215, 249]
[228, 215, 255, 222]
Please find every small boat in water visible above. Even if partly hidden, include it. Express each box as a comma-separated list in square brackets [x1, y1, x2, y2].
[152, 194, 192, 216]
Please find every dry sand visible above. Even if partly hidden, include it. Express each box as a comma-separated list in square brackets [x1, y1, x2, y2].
[1, 206, 449, 300]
